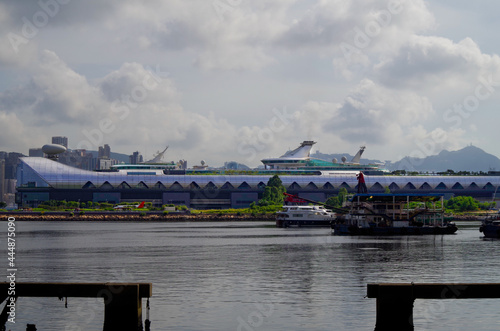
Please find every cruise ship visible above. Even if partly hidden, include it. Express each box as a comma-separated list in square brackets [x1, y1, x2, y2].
[106, 141, 385, 176]
[261, 141, 385, 174]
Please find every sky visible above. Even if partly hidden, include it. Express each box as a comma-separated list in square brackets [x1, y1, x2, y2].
[1, 0, 500, 168]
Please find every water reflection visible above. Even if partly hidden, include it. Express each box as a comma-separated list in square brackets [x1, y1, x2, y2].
[0, 221, 499, 330]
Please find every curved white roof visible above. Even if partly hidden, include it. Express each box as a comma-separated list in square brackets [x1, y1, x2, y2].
[18, 157, 500, 191]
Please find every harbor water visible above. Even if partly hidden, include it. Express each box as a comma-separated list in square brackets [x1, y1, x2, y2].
[1, 220, 500, 330]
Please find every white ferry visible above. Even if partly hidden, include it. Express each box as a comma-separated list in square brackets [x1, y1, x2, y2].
[276, 205, 336, 228]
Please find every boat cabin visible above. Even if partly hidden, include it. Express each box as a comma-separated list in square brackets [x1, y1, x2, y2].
[342, 193, 446, 228]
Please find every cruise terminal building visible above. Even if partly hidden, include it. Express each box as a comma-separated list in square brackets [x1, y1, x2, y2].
[16, 157, 500, 209]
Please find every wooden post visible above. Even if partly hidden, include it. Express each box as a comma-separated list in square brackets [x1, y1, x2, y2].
[369, 284, 414, 331]
[102, 284, 142, 331]
[367, 283, 500, 331]
[0, 282, 152, 331]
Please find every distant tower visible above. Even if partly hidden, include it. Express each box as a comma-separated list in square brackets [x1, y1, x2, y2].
[0, 159, 5, 203]
[129, 151, 143, 164]
[98, 144, 111, 158]
[29, 148, 44, 157]
[51, 136, 68, 148]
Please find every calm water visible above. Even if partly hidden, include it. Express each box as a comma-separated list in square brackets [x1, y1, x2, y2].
[1, 220, 500, 331]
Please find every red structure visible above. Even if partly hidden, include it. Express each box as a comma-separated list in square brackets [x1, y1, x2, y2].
[283, 193, 307, 204]
[356, 172, 368, 193]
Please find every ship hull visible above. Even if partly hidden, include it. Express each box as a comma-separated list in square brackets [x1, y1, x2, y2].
[276, 219, 332, 228]
[332, 224, 458, 236]
[479, 224, 500, 238]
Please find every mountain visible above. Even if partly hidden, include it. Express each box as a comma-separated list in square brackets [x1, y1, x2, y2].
[220, 161, 251, 170]
[388, 146, 500, 172]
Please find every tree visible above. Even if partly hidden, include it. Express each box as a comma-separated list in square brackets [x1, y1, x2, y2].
[337, 187, 348, 206]
[445, 196, 479, 212]
[0, 201, 6, 208]
[66, 201, 78, 209]
[258, 175, 286, 206]
[325, 188, 348, 208]
[325, 196, 340, 208]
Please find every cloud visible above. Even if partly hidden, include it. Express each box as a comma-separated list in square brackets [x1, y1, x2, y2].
[0, 3, 38, 67]
[0, 50, 104, 126]
[2, 0, 500, 165]
[0, 48, 247, 163]
[322, 79, 434, 145]
[281, 0, 434, 52]
[375, 36, 500, 90]
[98, 62, 179, 105]
[88, 0, 291, 71]
[0, 112, 45, 153]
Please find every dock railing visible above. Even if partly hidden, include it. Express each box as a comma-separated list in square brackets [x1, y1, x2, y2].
[367, 283, 500, 331]
[0, 282, 152, 331]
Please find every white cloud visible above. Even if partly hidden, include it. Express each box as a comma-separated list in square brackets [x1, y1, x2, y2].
[0, 50, 106, 128]
[0, 49, 247, 164]
[323, 79, 433, 144]
[375, 36, 500, 91]
[0, 112, 44, 153]
[285, 0, 437, 72]
[1, 0, 500, 164]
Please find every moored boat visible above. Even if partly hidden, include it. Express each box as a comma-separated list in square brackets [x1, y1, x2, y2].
[276, 205, 336, 228]
[331, 193, 458, 235]
[480, 218, 500, 238]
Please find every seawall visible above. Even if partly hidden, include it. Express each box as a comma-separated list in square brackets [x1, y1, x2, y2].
[1, 212, 275, 222]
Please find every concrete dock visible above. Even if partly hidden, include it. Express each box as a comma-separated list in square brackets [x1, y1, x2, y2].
[0, 282, 152, 331]
[367, 283, 500, 331]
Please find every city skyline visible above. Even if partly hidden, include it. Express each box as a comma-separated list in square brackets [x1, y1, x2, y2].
[1, 1, 500, 167]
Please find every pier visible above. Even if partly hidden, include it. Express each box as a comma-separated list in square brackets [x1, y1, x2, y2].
[0, 282, 152, 331]
[367, 283, 500, 330]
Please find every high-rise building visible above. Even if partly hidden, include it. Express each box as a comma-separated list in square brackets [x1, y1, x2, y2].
[129, 151, 143, 164]
[0, 159, 5, 203]
[58, 149, 95, 171]
[98, 158, 117, 170]
[52, 136, 68, 148]
[98, 144, 111, 158]
[5, 152, 24, 179]
[29, 148, 44, 157]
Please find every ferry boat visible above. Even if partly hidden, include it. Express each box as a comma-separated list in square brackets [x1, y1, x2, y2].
[276, 205, 336, 228]
[331, 193, 458, 235]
